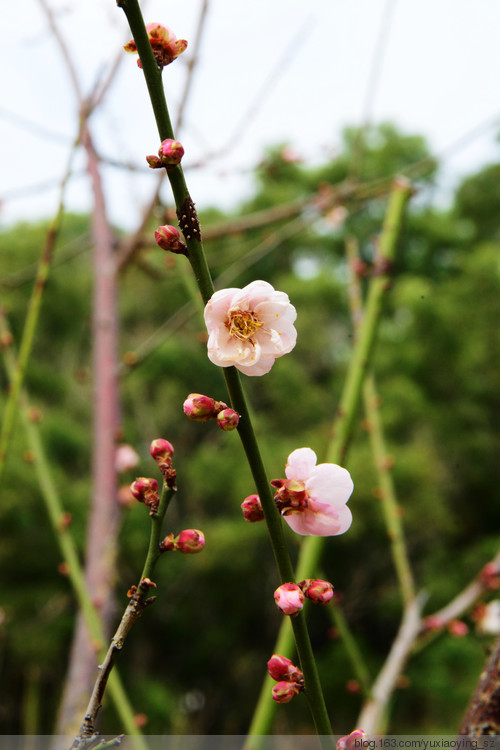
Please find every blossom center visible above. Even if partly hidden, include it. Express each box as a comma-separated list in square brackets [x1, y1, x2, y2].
[226, 309, 263, 342]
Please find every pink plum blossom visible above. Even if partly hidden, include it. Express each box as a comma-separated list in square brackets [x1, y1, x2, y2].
[279, 447, 353, 536]
[124, 23, 187, 69]
[203, 280, 297, 376]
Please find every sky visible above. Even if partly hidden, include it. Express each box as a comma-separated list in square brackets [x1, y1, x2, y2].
[1, 0, 500, 230]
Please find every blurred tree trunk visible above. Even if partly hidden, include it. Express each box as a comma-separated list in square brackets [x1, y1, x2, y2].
[54, 126, 121, 735]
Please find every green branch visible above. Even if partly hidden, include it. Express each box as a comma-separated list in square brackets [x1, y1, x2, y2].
[245, 179, 413, 739]
[0, 142, 77, 482]
[116, 0, 334, 739]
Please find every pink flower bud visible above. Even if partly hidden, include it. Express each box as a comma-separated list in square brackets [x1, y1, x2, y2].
[115, 444, 140, 474]
[337, 729, 370, 750]
[216, 408, 240, 431]
[158, 139, 184, 167]
[183, 393, 224, 422]
[176, 529, 205, 554]
[267, 654, 303, 683]
[448, 619, 468, 637]
[274, 583, 305, 616]
[241, 494, 265, 522]
[154, 225, 187, 255]
[130, 477, 158, 502]
[149, 439, 176, 487]
[150, 438, 174, 461]
[130, 477, 160, 514]
[299, 578, 334, 605]
[272, 680, 300, 704]
[479, 561, 500, 590]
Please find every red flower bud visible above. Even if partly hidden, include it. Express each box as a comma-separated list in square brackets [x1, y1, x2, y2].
[176, 529, 205, 554]
[130, 477, 158, 502]
[272, 680, 300, 704]
[154, 225, 187, 255]
[130, 477, 160, 514]
[337, 730, 370, 750]
[267, 654, 303, 684]
[216, 408, 239, 431]
[149, 438, 174, 461]
[241, 494, 265, 522]
[158, 138, 184, 167]
[183, 393, 224, 422]
[299, 578, 334, 605]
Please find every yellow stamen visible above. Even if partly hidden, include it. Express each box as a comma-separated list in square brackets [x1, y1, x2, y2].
[226, 309, 262, 342]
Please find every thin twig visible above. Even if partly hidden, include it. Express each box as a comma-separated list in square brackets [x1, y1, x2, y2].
[356, 594, 425, 734]
[72, 484, 176, 747]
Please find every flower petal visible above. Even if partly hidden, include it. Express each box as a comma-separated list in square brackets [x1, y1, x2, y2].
[285, 448, 317, 481]
[235, 356, 275, 376]
[306, 463, 354, 507]
[284, 503, 352, 536]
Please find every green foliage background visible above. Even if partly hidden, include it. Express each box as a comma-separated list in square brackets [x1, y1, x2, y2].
[1, 124, 500, 735]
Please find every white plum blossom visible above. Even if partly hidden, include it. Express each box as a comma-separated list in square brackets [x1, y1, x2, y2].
[203, 280, 297, 376]
[282, 447, 353, 536]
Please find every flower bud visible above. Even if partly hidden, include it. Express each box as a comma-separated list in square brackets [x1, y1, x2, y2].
[337, 730, 370, 750]
[299, 578, 334, 605]
[479, 561, 500, 590]
[146, 154, 163, 169]
[216, 408, 239, 431]
[130, 477, 158, 502]
[241, 494, 265, 522]
[183, 393, 224, 422]
[150, 438, 174, 461]
[158, 139, 184, 167]
[130, 477, 160, 514]
[274, 582, 305, 616]
[154, 225, 187, 255]
[272, 680, 300, 704]
[115, 444, 140, 474]
[176, 529, 205, 554]
[267, 654, 303, 683]
[150, 439, 176, 487]
[448, 619, 468, 637]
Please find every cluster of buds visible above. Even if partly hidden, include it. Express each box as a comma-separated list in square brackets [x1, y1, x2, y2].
[124, 23, 187, 69]
[479, 561, 500, 590]
[267, 654, 304, 704]
[150, 439, 176, 488]
[183, 393, 240, 432]
[274, 578, 334, 616]
[241, 494, 264, 522]
[154, 225, 188, 256]
[130, 477, 160, 515]
[146, 139, 184, 170]
[160, 529, 205, 554]
[337, 730, 370, 750]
